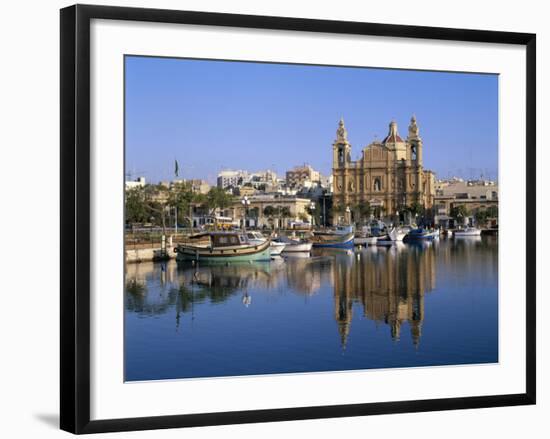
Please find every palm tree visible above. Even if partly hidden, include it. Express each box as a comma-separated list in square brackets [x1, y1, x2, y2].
[279, 206, 291, 229]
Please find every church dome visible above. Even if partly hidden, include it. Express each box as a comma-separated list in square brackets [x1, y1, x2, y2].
[382, 120, 404, 144]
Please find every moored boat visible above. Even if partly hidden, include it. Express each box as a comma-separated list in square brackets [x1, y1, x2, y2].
[311, 225, 354, 248]
[273, 235, 313, 253]
[387, 227, 408, 242]
[246, 231, 286, 256]
[175, 231, 272, 262]
[404, 228, 435, 241]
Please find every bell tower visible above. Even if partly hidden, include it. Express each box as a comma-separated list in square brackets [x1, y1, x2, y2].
[332, 117, 352, 169]
[408, 115, 423, 166]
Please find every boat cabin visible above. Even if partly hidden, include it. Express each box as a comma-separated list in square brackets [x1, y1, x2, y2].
[188, 232, 248, 248]
[246, 231, 265, 241]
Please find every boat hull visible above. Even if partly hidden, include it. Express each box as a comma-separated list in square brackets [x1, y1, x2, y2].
[175, 240, 272, 263]
[404, 230, 435, 241]
[311, 233, 354, 248]
[282, 242, 313, 252]
[269, 242, 286, 256]
[355, 236, 377, 245]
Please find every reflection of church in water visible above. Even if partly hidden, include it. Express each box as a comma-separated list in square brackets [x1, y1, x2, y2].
[333, 246, 436, 348]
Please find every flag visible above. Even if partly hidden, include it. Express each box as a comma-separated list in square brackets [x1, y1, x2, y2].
[174, 159, 179, 177]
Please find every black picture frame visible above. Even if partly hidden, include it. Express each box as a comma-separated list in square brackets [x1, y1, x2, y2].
[60, 4, 536, 434]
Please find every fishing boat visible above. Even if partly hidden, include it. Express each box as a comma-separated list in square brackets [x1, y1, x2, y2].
[354, 225, 378, 246]
[174, 231, 271, 262]
[246, 231, 286, 256]
[453, 227, 482, 237]
[273, 235, 313, 253]
[403, 228, 435, 241]
[387, 227, 408, 242]
[311, 225, 354, 248]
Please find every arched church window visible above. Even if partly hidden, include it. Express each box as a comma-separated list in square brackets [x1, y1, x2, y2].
[411, 145, 417, 161]
[374, 178, 381, 192]
[338, 148, 344, 164]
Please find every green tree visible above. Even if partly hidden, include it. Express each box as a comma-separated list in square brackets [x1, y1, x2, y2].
[474, 209, 488, 225]
[167, 181, 196, 227]
[207, 187, 235, 212]
[125, 187, 148, 224]
[486, 205, 498, 218]
[450, 205, 469, 220]
[278, 206, 291, 228]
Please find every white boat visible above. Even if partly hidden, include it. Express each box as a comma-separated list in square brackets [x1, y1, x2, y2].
[355, 236, 377, 246]
[387, 227, 407, 242]
[246, 231, 286, 256]
[311, 224, 355, 248]
[453, 227, 482, 237]
[273, 235, 313, 253]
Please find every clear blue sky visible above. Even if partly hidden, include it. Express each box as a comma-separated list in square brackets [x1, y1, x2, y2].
[125, 56, 498, 184]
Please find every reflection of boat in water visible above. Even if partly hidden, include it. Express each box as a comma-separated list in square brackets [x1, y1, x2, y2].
[355, 236, 377, 245]
[311, 225, 354, 248]
[246, 231, 286, 256]
[273, 235, 313, 253]
[175, 231, 271, 262]
[376, 236, 395, 246]
[282, 251, 312, 259]
[453, 227, 482, 237]
[454, 235, 482, 245]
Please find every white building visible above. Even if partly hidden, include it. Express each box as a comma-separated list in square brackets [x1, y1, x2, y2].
[217, 170, 249, 189]
[125, 177, 146, 190]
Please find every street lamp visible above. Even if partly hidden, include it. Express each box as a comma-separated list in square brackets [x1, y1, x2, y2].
[345, 206, 351, 225]
[396, 210, 400, 227]
[309, 201, 316, 228]
[241, 196, 250, 231]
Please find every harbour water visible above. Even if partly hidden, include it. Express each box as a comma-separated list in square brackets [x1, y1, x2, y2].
[125, 236, 498, 381]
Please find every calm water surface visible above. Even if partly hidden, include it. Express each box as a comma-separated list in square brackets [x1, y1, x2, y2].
[125, 236, 498, 381]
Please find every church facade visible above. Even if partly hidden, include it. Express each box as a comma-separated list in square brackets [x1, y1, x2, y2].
[332, 116, 435, 222]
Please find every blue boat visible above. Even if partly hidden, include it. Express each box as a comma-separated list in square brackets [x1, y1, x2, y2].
[404, 228, 435, 241]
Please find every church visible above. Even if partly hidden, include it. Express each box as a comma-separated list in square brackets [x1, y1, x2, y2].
[332, 116, 435, 222]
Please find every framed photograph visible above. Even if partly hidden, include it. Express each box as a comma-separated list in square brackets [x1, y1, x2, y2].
[60, 4, 536, 434]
